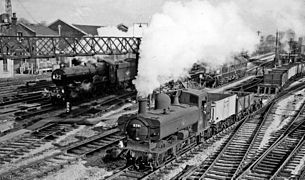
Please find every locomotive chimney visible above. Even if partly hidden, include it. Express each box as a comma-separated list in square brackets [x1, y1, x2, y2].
[138, 97, 147, 115]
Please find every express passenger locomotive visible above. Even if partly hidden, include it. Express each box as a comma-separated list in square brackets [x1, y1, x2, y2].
[50, 58, 137, 103]
[117, 89, 261, 170]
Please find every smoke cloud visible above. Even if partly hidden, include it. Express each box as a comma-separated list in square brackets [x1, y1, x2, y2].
[236, 0, 305, 35]
[133, 0, 305, 96]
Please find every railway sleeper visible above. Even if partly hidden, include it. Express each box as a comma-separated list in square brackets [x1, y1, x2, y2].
[91, 141, 106, 146]
[279, 170, 293, 177]
[258, 162, 279, 169]
[205, 170, 229, 178]
[213, 163, 239, 170]
[218, 155, 243, 161]
[85, 144, 99, 149]
[221, 155, 245, 161]
[226, 146, 247, 151]
[253, 168, 273, 175]
[68, 149, 84, 155]
[0, 147, 16, 151]
[223, 150, 247, 156]
[262, 158, 282, 164]
[214, 163, 240, 170]
[78, 146, 92, 151]
[9, 142, 29, 146]
[244, 173, 269, 180]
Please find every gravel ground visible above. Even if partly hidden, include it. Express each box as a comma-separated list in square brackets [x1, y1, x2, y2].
[41, 160, 113, 180]
[259, 89, 305, 150]
[161, 134, 230, 180]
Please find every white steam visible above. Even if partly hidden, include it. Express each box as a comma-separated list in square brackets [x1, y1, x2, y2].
[134, 0, 258, 96]
[133, 0, 305, 96]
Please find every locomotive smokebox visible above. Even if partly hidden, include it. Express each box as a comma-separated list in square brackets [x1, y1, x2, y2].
[138, 98, 147, 115]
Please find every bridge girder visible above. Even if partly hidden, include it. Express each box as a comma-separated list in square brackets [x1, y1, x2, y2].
[0, 36, 141, 59]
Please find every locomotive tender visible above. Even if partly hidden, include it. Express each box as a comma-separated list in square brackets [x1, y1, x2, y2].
[50, 58, 137, 103]
[118, 89, 260, 169]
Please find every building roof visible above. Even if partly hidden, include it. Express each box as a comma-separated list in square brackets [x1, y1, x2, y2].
[72, 24, 102, 36]
[20, 23, 58, 36]
[48, 19, 96, 36]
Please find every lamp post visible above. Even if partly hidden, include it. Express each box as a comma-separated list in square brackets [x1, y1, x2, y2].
[133, 23, 148, 37]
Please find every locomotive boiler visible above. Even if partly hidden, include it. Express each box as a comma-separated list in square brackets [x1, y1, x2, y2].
[50, 58, 137, 103]
[117, 89, 260, 169]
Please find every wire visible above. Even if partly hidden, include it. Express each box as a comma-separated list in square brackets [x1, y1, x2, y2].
[15, 0, 39, 23]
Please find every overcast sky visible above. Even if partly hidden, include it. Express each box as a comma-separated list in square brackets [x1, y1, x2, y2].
[5, 0, 180, 26]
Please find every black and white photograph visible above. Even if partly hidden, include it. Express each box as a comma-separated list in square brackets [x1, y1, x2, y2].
[0, 0, 305, 179]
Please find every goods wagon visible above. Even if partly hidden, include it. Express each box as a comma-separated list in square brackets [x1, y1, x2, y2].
[264, 69, 288, 87]
[288, 65, 298, 79]
[233, 92, 255, 119]
[209, 94, 236, 124]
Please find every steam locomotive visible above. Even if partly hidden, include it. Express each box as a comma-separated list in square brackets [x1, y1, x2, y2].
[117, 89, 261, 170]
[50, 58, 137, 104]
[189, 61, 248, 88]
[116, 58, 305, 170]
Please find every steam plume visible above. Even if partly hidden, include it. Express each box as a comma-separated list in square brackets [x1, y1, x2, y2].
[134, 0, 258, 96]
[133, 0, 305, 96]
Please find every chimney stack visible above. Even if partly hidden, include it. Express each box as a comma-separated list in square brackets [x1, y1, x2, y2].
[138, 98, 147, 115]
[11, 13, 17, 25]
[275, 30, 281, 67]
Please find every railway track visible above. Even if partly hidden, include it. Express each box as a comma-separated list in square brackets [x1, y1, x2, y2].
[275, 141, 305, 179]
[104, 115, 247, 180]
[60, 91, 136, 119]
[175, 83, 305, 180]
[173, 104, 272, 180]
[0, 128, 125, 180]
[0, 123, 74, 165]
[0, 92, 137, 180]
[237, 109, 305, 179]
[65, 128, 124, 157]
[0, 80, 53, 106]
